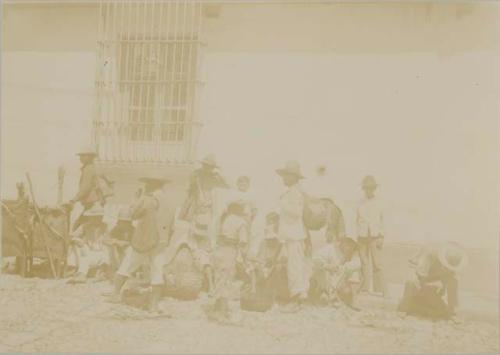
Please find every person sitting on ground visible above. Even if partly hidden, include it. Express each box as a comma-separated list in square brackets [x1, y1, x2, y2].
[208, 200, 250, 322]
[397, 241, 468, 323]
[310, 236, 361, 309]
[106, 173, 171, 313]
[66, 205, 109, 283]
[103, 206, 134, 276]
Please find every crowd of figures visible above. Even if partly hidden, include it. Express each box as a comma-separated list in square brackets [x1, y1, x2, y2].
[62, 146, 469, 323]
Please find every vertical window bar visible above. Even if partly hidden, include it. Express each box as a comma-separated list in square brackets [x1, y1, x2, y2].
[124, 1, 134, 162]
[116, 0, 127, 162]
[174, 0, 189, 162]
[93, 0, 104, 156]
[146, 0, 157, 162]
[131, 0, 141, 162]
[183, 1, 197, 162]
[165, 0, 180, 162]
[109, 0, 118, 162]
[188, 1, 204, 162]
[159, 0, 172, 162]
[103, 0, 112, 162]
[154, 0, 165, 162]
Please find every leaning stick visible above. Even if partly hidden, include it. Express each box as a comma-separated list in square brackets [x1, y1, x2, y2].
[25, 173, 57, 279]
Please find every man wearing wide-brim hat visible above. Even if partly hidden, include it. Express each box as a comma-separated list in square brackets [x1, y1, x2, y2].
[66, 144, 101, 231]
[356, 174, 388, 297]
[398, 242, 468, 322]
[275, 160, 310, 313]
[108, 173, 172, 313]
[175, 153, 229, 294]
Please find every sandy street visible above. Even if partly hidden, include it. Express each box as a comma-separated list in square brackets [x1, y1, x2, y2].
[0, 274, 497, 354]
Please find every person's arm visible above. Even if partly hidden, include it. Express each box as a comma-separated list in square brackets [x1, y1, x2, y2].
[376, 202, 385, 248]
[129, 196, 147, 220]
[71, 165, 95, 204]
[355, 203, 362, 237]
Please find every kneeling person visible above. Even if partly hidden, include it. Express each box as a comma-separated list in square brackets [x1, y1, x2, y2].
[397, 242, 467, 322]
[311, 237, 361, 308]
[67, 205, 109, 283]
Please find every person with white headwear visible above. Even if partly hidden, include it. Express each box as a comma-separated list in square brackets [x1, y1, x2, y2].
[275, 160, 311, 313]
[397, 241, 468, 322]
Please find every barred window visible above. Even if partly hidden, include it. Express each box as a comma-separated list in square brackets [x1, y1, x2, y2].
[94, 1, 203, 163]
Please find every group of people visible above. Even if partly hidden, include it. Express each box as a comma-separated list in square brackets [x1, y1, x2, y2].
[63, 145, 469, 323]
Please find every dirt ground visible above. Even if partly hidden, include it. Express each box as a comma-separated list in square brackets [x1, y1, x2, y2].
[0, 274, 498, 354]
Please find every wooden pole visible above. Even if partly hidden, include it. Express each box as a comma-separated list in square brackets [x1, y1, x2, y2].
[25, 173, 58, 279]
[57, 166, 65, 205]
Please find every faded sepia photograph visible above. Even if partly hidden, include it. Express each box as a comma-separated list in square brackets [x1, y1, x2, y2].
[0, 0, 499, 353]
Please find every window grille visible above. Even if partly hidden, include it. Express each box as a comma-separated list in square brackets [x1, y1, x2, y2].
[93, 1, 204, 163]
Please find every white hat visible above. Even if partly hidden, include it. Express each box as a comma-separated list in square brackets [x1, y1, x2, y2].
[438, 242, 468, 272]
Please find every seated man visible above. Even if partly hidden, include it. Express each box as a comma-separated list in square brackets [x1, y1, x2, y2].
[66, 205, 109, 283]
[310, 237, 361, 309]
[397, 242, 468, 322]
[103, 206, 134, 275]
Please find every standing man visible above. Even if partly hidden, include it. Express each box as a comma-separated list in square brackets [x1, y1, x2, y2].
[66, 145, 101, 231]
[356, 175, 387, 297]
[107, 173, 171, 313]
[177, 154, 229, 293]
[276, 161, 310, 312]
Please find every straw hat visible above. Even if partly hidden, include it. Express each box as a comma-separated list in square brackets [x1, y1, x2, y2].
[438, 242, 468, 272]
[276, 160, 304, 179]
[199, 153, 218, 168]
[76, 144, 98, 157]
[361, 175, 378, 188]
[83, 204, 104, 217]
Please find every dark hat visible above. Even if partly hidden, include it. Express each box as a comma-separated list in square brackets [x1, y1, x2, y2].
[276, 160, 305, 179]
[138, 173, 171, 186]
[77, 144, 98, 157]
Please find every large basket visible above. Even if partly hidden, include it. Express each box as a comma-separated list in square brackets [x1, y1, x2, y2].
[163, 246, 203, 300]
[303, 198, 327, 231]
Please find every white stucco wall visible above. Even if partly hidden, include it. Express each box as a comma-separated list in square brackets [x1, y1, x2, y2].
[2, 3, 499, 253]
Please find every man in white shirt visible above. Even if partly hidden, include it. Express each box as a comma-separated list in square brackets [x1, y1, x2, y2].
[275, 161, 311, 313]
[356, 175, 387, 297]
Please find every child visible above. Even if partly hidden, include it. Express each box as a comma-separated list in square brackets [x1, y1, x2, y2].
[208, 200, 249, 321]
[311, 237, 361, 309]
[103, 206, 134, 275]
[106, 173, 170, 313]
[234, 175, 257, 224]
[240, 212, 287, 312]
[66, 205, 109, 284]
